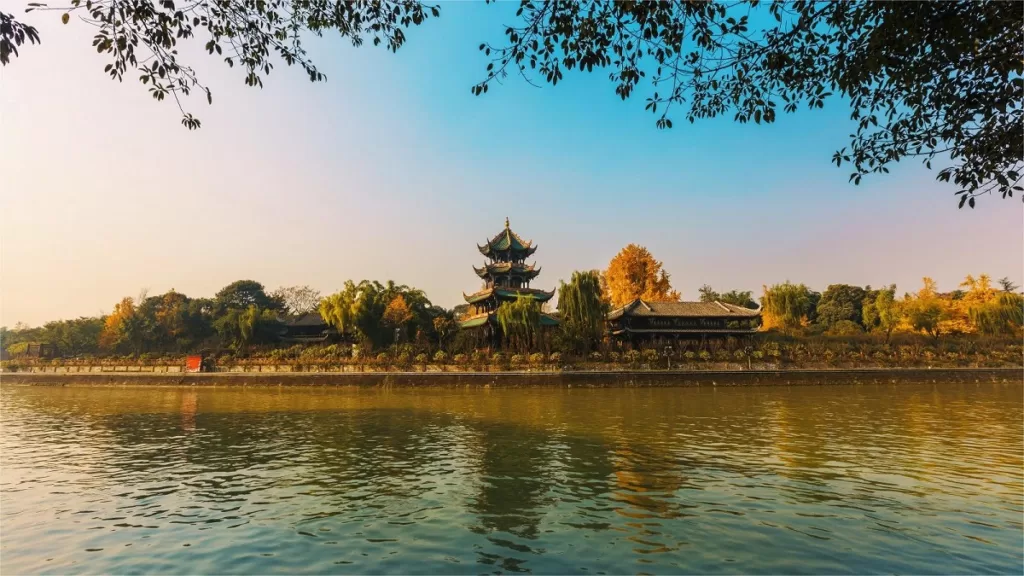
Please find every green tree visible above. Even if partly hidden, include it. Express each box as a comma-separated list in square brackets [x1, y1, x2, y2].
[215, 280, 280, 312]
[698, 285, 719, 303]
[497, 294, 540, 353]
[998, 277, 1020, 292]
[7, 2, 1020, 206]
[214, 305, 280, 350]
[39, 316, 104, 356]
[701, 285, 758, 309]
[318, 280, 434, 349]
[862, 285, 901, 343]
[761, 282, 814, 333]
[557, 270, 607, 354]
[815, 284, 868, 329]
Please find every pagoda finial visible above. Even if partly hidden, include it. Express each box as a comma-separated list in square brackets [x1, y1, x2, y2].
[505, 216, 510, 229]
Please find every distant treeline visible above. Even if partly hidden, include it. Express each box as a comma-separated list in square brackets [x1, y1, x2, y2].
[3, 272, 1021, 361]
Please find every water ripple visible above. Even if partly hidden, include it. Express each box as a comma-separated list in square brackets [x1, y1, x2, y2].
[1, 381, 1021, 574]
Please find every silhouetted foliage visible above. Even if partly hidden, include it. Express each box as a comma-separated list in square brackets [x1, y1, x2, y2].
[4, 1, 1020, 207]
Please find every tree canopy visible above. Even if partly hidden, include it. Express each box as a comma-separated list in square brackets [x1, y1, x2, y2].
[815, 284, 868, 328]
[557, 270, 607, 354]
[698, 285, 757, 309]
[3, 1, 1020, 208]
[602, 244, 680, 308]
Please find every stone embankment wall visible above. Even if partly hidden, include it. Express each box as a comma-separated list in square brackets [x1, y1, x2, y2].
[2, 368, 1020, 388]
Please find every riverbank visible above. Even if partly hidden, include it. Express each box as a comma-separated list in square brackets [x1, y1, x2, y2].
[2, 367, 1019, 388]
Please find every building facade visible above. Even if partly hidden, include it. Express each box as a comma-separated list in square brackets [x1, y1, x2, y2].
[607, 300, 761, 343]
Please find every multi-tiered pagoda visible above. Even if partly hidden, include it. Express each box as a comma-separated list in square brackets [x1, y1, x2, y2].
[459, 218, 559, 333]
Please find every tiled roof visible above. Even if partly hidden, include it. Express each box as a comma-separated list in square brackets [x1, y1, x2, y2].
[607, 300, 761, 320]
[458, 314, 490, 328]
[457, 311, 560, 328]
[474, 262, 541, 278]
[283, 312, 328, 327]
[463, 287, 555, 304]
[610, 328, 758, 335]
[477, 218, 538, 257]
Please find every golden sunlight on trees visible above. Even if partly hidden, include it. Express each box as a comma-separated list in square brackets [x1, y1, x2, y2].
[760, 282, 815, 334]
[902, 278, 946, 340]
[602, 245, 681, 308]
[383, 295, 414, 330]
[99, 296, 139, 353]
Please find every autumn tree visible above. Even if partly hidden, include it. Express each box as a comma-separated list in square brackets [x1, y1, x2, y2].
[903, 278, 945, 340]
[100, 296, 145, 354]
[383, 294, 414, 342]
[432, 314, 457, 349]
[557, 270, 607, 354]
[602, 244, 680, 308]
[5, 1, 1020, 207]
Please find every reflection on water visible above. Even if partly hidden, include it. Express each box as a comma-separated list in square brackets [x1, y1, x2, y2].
[1, 382, 1021, 574]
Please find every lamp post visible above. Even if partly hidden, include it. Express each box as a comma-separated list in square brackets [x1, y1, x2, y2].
[664, 346, 673, 370]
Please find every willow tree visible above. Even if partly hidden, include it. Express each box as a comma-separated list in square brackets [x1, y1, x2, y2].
[969, 291, 1024, 336]
[760, 282, 815, 333]
[558, 270, 607, 354]
[497, 295, 540, 353]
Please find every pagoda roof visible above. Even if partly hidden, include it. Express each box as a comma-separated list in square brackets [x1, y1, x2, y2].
[474, 262, 541, 279]
[463, 287, 555, 304]
[477, 218, 538, 257]
[458, 313, 490, 328]
[458, 311, 560, 328]
[607, 300, 762, 321]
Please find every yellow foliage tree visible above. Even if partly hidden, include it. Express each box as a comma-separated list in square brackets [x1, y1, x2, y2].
[602, 244, 681, 308]
[99, 296, 137, 351]
[382, 295, 413, 329]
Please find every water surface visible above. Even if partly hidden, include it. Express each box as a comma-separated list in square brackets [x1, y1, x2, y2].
[2, 381, 1021, 574]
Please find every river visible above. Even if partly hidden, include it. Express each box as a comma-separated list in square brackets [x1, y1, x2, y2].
[1, 381, 1021, 574]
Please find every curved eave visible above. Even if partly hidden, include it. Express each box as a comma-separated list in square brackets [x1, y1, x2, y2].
[463, 289, 494, 304]
[494, 288, 555, 302]
[458, 314, 490, 329]
[473, 263, 542, 279]
[539, 313, 560, 327]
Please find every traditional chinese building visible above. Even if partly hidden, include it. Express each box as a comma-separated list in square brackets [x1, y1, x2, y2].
[607, 300, 761, 343]
[459, 218, 559, 338]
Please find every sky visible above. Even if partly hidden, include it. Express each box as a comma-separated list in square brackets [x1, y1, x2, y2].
[1, 2, 1022, 327]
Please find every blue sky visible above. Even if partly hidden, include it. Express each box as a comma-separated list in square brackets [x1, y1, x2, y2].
[1, 2, 1021, 325]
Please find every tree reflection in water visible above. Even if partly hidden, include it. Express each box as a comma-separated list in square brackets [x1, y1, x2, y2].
[1, 382, 1021, 575]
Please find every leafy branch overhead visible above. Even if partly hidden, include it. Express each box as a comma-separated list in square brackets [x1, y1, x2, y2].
[2, 1, 1021, 207]
[472, 0, 1023, 207]
[10, 0, 438, 129]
